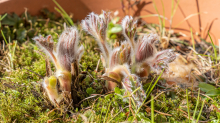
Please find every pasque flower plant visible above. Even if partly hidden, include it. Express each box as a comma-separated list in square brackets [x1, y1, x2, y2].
[33, 27, 84, 104]
[82, 11, 176, 106]
[33, 11, 176, 107]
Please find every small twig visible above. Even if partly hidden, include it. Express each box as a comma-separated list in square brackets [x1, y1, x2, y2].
[144, 91, 165, 105]
[47, 108, 57, 116]
[22, 67, 43, 79]
[45, 57, 52, 77]
[199, 93, 214, 101]
[129, 97, 135, 117]
[144, 105, 172, 116]
[203, 46, 212, 55]
[77, 95, 100, 105]
[95, 59, 100, 72]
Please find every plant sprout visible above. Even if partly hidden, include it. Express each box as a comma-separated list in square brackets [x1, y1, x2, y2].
[33, 26, 84, 104]
[82, 11, 176, 107]
[43, 76, 62, 105]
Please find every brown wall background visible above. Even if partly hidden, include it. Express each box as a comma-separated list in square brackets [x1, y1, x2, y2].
[0, 0, 220, 44]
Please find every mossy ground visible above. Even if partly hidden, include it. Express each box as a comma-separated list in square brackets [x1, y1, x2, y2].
[0, 10, 220, 122]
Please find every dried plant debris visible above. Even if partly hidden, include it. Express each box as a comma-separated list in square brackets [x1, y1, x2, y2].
[161, 54, 198, 87]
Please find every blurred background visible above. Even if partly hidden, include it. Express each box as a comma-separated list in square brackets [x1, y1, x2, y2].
[0, 0, 219, 44]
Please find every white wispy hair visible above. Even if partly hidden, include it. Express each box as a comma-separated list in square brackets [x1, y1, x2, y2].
[135, 33, 158, 63]
[32, 35, 59, 69]
[145, 49, 177, 73]
[109, 47, 120, 68]
[57, 27, 84, 71]
[121, 16, 137, 50]
[81, 11, 111, 66]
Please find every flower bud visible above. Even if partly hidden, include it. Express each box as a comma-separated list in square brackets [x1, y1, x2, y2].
[33, 35, 61, 70]
[135, 34, 158, 63]
[81, 11, 111, 64]
[34, 27, 84, 94]
[109, 42, 131, 68]
[43, 76, 62, 104]
[57, 27, 84, 71]
[107, 64, 130, 90]
[121, 16, 137, 49]
[147, 49, 177, 73]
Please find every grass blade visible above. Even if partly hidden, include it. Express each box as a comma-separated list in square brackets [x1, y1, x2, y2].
[55, 7, 71, 26]
[190, 28, 195, 50]
[0, 13, 7, 21]
[151, 95, 154, 123]
[160, 0, 165, 27]
[192, 89, 200, 122]
[146, 69, 164, 99]
[208, 32, 217, 64]
[172, 0, 180, 16]
[104, 101, 112, 123]
[186, 89, 190, 122]
[152, 0, 163, 36]
[0, 14, 8, 45]
[196, 100, 205, 123]
[160, 0, 165, 36]
[140, 14, 167, 20]
[174, 13, 199, 29]
[53, 0, 74, 26]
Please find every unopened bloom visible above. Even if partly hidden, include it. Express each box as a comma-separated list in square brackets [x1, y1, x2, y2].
[107, 43, 131, 90]
[135, 34, 158, 63]
[81, 11, 111, 65]
[146, 49, 176, 73]
[106, 65, 130, 90]
[134, 33, 176, 75]
[33, 35, 61, 70]
[57, 27, 84, 72]
[109, 41, 131, 68]
[121, 16, 137, 50]
[56, 27, 84, 92]
[43, 76, 62, 104]
[33, 27, 84, 93]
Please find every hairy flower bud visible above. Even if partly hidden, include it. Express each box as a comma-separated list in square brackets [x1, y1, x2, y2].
[106, 64, 130, 90]
[107, 71, 122, 90]
[121, 16, 137, 49]
[33, 26, 84, 94]
[33, 35, 61, 70]
[147, 49, 177, 73]
[119, 42, 131, 64]
[57, 27, 84, 71]
[109, 41, 131, 68]
[135, 34, 158, 63]
[81, 11, 111, 64]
